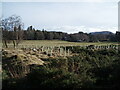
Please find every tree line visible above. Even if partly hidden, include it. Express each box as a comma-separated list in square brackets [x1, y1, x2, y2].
[13, 25, 120, 42]
[5, 25, 120, 42]
[23, 26, 117, 42]
[1, 15, 120, 48]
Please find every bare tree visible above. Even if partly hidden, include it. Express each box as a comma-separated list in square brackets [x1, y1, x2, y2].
[0, 15, 24, 48]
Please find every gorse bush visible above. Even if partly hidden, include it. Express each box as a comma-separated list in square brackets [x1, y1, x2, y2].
[2, 48, 120, 89]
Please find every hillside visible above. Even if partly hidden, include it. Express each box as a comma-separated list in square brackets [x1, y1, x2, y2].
[90, 31, 114, 35]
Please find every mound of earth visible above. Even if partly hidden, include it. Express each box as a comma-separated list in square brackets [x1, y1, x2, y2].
[2, 49, 44, 66]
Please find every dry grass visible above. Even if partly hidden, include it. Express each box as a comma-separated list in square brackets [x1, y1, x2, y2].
[5, 40, 119, 47]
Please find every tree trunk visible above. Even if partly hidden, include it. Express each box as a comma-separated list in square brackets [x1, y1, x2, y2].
[3, 40, 8, 48]
[13, 40, 16, 48]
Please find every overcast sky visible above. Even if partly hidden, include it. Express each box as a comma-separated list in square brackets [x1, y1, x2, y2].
[2, 0, 119, 33]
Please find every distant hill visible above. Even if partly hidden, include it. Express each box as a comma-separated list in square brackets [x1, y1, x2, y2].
[90, 31, 114, 35]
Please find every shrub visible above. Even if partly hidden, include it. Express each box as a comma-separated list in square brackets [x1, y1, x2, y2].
[2, 48, 120, 89]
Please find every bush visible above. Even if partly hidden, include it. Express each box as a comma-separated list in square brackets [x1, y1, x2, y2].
[2, 48, 120, 89]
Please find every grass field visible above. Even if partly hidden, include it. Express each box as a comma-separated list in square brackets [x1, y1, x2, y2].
[6, 40, 119, 47]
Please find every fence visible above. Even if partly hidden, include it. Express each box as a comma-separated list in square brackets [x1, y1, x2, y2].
[2, 44, 119, 57]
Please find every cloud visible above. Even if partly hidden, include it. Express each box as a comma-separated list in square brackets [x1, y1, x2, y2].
[2, 0, 119, 2]
[46, 26, 117, 34]
[88, 27, 117, 33]
[82, 0, 119, 2]
[111, 5, 118, 8]
[46, 26, 87, 34]
[3, 2, 118, 34]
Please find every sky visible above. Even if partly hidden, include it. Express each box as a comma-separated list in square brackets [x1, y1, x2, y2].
[2, 0, 120, 33]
